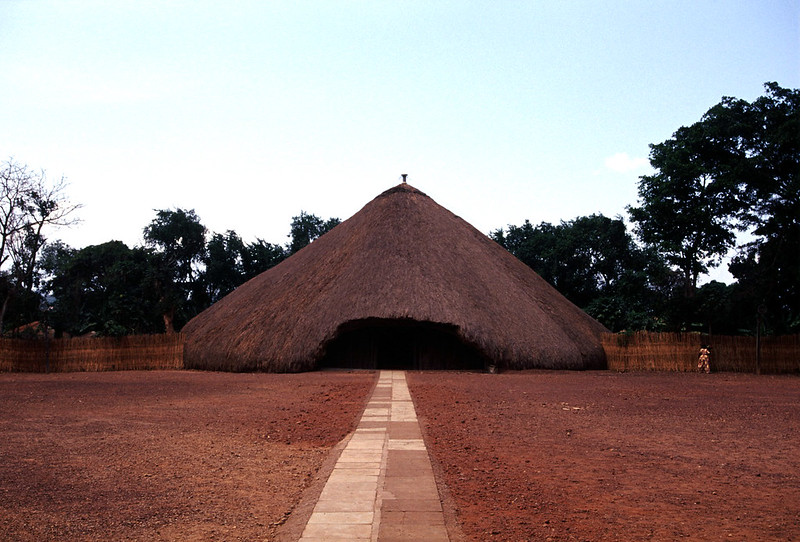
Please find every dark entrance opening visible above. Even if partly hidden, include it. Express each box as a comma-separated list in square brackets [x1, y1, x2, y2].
[320, 318, 487, 370]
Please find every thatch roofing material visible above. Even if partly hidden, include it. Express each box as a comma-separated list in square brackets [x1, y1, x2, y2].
[183, 184, 607, 371]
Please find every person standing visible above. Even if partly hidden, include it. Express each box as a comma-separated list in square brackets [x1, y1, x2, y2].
[698, 345, 711, 373]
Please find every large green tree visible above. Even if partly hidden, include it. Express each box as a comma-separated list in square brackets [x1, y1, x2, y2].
[202, 231, 288, 303]
[629, 82, 798, 332]
[288, 211, 340, 255]
[627, 118, 750, 299]
[492, 215, 670, 331]
[143, 208, 207, 332]
[203, 230, 245, 303]
[728, 83, 800, 332]
[241, 238, 286, 280]
[42, 241, 163, 336]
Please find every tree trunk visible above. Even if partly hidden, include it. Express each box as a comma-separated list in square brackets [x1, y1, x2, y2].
[163, 309, 175, 334]
[0, 291, 9, 334]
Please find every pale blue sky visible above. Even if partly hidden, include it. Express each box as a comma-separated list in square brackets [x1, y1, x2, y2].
[1, 1, 797, 282]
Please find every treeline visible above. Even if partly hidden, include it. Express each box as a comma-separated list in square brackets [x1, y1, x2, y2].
[493, 215, 769, 334]
[35, 211, 340, 337]
[1, 82, 797, 337]
[495, 83, 798, 335]
[0, 177, 340, 337]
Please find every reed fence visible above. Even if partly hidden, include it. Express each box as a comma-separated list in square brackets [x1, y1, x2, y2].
[0, 334, 184, 373]
[602, 331, 800, 374]
[3, 331, 797, 374]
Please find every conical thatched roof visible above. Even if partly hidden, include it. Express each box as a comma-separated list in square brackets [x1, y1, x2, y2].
[183, 183, 608, 372]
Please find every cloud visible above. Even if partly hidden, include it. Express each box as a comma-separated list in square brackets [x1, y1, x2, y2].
[604, 152, 649, 173]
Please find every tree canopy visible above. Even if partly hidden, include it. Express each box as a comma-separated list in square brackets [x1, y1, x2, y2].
[623, 82, 799, 333]
[288, 211, 341, 255]
[3, 82, 797, 337]
[32, 209, 339, 337]
[0, 158, 80, 333]
[727, 83, 800, 333]
[43, 241, 163, 336]
[492, 215, 671, 331]
[627, 110, 749, 295]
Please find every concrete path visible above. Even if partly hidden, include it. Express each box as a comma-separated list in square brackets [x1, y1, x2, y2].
[299, 371, 450, 541]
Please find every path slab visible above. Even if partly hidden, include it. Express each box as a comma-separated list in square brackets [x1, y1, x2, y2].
[299, 371, 449, 541]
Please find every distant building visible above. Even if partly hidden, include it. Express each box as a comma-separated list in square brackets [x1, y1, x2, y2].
[183, 183, 607, 371]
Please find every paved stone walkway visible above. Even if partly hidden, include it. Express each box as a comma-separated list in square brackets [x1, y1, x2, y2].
[299, 371, 450, 541]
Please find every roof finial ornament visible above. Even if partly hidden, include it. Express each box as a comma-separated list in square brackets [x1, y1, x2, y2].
[401, 173, 408, 184]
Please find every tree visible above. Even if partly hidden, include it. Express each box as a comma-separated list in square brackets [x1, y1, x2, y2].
[628, 82, 799, 332]
[143, 208, 206, 285]
[627, 119, 749, 299]
[42, 241, 163, 336]
[288, 211, 340, 255]
[202, 232, 288, 303]
[143, 208, 207, 332]
[241, 238, 286, 280]
[692, 280, 736, 335]
[197, 211, 336, 308]
[728, 83, 800, 333]
[0, 158, 80, 333]
[492, 215, 670, 331]
[203, 230, 245, 303]
[492, 220, 561, 288]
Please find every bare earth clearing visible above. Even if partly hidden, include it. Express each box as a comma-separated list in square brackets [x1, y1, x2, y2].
[1, 370, 798, 541]
[408, 371, 800, 541]
[0, 371, 376, 541]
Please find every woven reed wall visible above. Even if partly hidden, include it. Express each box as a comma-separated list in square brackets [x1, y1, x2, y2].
[602, 332, 800, 374]
[0, 334, 184, 373]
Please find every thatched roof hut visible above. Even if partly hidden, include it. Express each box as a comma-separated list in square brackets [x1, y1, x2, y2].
[183, 183, 607, 372]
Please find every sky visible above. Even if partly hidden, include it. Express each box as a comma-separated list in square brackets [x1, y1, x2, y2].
[1, 1, 798, 283]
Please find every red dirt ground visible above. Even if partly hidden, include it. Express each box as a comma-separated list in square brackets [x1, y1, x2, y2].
[2, 370, 798, 541]
[408, 370, 800, 541]
[0, 370, 376, 541]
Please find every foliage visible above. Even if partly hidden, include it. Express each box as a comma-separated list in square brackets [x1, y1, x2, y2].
[0, 158, 80, 334]
[492, 215, 670, 331]
[203, 230, 245, 303]
[627, 82, 799, 332]
[241, 238, 286, 280]
[627, 116, 749, 295]
[288, 211, 340, 255]
[34, 208, 338, 336]
[7, 83, 797, 337]
[43, 241, 163, 336]
[143, 208, 207, 332]
[202, 231, 287, 303]
[143, 208, 207, 284]
[727, 83, 800, 333]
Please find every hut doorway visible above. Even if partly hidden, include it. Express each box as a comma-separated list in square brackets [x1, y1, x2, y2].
[320, 318, 487, 370]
